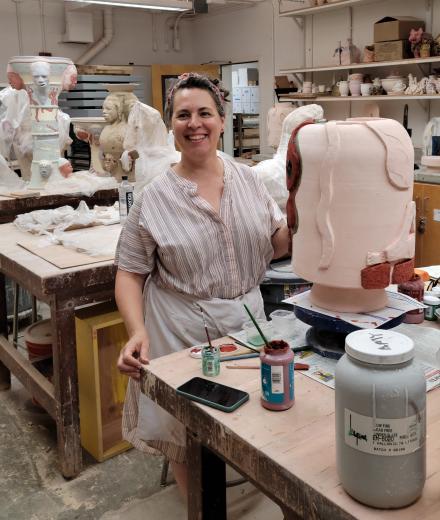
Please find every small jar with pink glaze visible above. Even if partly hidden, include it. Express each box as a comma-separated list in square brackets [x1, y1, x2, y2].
[260, 340, 294, 411]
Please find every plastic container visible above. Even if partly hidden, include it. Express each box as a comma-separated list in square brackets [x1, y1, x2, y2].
[202, 345, 220, 377]
[243, 320, 273, 346]
[118, 175, 134, 224]
[24, 319, 53, 360]
[335, 329, 426, 509]
[423, 295, 440, 321]
[269, 309, 296, 338]
[260, 340, 294, 411]
[398, 275, 424, 324]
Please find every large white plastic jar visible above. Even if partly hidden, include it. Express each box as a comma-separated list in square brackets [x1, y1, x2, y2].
[335, 329, 426, 509]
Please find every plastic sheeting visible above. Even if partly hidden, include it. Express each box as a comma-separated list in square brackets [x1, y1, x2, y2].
[0, 153, 25, 190]
[14, 200, 119, 235]
[251, 104, 324, 212]
[44, 170, 118, 197]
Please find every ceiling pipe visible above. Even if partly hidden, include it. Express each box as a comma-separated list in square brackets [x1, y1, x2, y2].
[76, 7, 114, 65]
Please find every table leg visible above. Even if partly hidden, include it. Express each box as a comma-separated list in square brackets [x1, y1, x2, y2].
[0, 273, 11, 390]
[51, 297, 82, 478]
[187, 431, 227, 520]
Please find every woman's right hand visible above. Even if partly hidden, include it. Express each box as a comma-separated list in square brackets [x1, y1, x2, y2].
[117, 330, 150, 380]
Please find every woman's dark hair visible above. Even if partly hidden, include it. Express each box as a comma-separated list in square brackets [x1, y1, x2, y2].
[164, 72, 230, 127]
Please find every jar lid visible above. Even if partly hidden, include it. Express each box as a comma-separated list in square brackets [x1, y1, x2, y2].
[424, 295, 440, 304]
[345, 329, 414, 365]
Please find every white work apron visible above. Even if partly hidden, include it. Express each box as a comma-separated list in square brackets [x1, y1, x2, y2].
[123, 278, 265, 448]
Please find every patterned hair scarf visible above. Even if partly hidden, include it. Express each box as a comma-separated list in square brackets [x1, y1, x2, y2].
[166, 72, 225, 109]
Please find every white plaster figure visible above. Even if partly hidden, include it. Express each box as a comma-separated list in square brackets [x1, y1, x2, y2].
[251, 104, 324, 212]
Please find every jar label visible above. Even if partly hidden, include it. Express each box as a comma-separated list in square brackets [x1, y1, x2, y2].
[344, 408, 425, 456]
[261, 362, 294, 403]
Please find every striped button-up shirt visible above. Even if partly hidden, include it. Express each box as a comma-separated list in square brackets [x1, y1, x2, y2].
[116, 157, 285, 299]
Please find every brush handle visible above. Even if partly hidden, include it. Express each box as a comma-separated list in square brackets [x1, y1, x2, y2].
[243, 304, 271, 348]
[225, 363, 310, 370]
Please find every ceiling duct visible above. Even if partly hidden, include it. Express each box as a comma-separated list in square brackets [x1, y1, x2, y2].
[66, 0, 192, 12]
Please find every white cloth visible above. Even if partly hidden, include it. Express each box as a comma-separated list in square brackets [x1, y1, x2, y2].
[136, 278, 265, 446]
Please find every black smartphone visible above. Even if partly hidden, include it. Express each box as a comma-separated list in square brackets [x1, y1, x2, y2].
[176, 377, 249, 413]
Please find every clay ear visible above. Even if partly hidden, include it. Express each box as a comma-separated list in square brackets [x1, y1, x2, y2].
[365, 120, 413, 189]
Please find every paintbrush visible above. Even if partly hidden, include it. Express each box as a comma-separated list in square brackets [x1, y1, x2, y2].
[226, 363, 310, 370]
[243, 304, 271, 349]
[230, 336, 261, 354]
[198, 305, 213, 349]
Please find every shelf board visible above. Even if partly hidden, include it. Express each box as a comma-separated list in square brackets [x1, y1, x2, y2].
[279, 0, 383, 17]
[279, 56, 440, 74]
[279, 94, 440, 102]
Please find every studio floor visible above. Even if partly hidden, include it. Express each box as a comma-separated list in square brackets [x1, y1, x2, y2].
[0, 348, 284, 520]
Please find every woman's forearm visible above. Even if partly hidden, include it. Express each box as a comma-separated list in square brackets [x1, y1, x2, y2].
[115, 269, 148, 337]
[272, 225, 290, 259]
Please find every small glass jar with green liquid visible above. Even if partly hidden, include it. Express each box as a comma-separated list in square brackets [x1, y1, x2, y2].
[202, 345, 220, 377]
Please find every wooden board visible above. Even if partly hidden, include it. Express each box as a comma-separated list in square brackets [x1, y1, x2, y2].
[75, 64, 133, 76]
[17, 239, 114, 269]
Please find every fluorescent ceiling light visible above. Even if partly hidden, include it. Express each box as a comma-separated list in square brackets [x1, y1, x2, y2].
[68, 0, 191, 11]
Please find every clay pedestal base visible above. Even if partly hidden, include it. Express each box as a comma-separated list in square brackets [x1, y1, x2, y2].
[310, 284, 388, 313]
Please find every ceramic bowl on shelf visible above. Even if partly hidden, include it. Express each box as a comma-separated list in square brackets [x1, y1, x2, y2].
[381, 77, 406, 93]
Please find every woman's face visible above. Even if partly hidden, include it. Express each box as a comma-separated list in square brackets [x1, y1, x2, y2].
[171, 88, 224, 160]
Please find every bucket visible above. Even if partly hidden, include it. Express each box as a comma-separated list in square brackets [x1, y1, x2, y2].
[24, 319, 53, 360]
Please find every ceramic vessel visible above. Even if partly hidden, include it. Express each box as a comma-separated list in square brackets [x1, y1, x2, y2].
[360, 83, 372, 96]
[381, 77, 405, 93]
[7, 56, 77, 188]
[71, 117, 107, 174]
[337, 80, 349, 96]
[287, 117, 415, 312]
[98, 84, 138, 181]
[349, 80, 361, 96]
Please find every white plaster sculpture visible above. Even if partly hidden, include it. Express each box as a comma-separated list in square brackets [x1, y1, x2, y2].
[252, 104, 324, 212]
[0, 86, 72, 183]
[287, 117, 415, 313]
[98, 84, 139, 181]
[71, 117, 107, 175]
[122, 101, 179, 191]
[7, 56, 77, 188]
[422, 117, 440, 156]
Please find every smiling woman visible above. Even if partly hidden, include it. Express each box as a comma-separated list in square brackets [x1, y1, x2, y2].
[114, 71, 289, 502]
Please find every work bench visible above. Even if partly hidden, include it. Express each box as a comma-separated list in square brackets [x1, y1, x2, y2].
[0, 223, 117, 477]
[141, 339, 440, 520]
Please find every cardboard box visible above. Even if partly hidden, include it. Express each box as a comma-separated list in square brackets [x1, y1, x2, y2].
[374, 16, 425, 43]
[374, 39, 412, 62]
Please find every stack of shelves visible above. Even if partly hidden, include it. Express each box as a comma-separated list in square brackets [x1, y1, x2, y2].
[58, 74, 145, 117]
[233, 114, 260, 157]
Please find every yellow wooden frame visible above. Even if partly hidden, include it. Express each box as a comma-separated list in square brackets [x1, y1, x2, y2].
[151, 63, 220, 117]
[75, 303, 131, 462]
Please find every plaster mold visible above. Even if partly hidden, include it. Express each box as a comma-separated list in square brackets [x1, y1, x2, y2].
[287, 117, 415, 313]
[7, 56, 77, 189]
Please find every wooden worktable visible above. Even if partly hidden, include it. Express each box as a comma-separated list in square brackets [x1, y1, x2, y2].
[141, 342, 440, 520]
[0, 188, 118, 224]
[0, 223, 117, 477]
